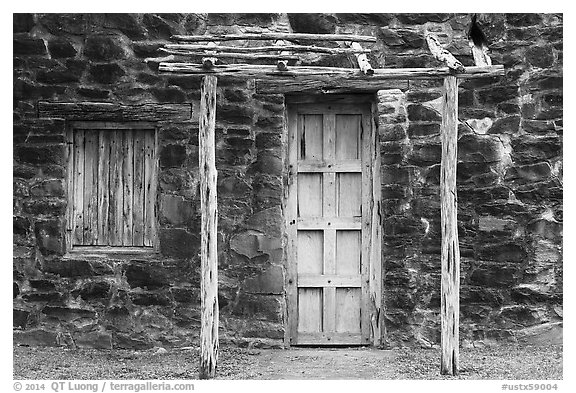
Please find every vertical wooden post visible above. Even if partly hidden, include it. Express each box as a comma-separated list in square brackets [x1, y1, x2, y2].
[199, 75, 219, 379]
[440, 75, 460, 376]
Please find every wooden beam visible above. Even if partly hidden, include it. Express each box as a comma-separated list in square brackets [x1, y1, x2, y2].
[38, 102, 192, 121]
[199, 75, 219, 380]
[165, 43, 370, 55]
[426, 33, 465, 72]
[470, 41, 492, 67]
[202, 42, 218, 70]
[171, 32, 377, 43]
[350, 42, 374, 75]
[158, 62, 504, 80]
[440, 75, 460, 376]
[369, 101, 382, 346]
[276, 40, 290, 71]
[202, 57, 217, 70]
[158, 63, 501, 94]
[160, 48, 300, 61]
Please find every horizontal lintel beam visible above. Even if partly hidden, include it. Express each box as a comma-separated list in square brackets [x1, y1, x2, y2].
[158, 63, 504, 79]
[157, 63, 504, 93]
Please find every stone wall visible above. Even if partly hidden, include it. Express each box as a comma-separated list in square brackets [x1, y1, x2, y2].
[13, 13, 562, 349]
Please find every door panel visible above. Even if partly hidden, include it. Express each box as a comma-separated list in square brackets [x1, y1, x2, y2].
[297, 174, 323, 217]
[287, 100, 373, 346]
[336, 231, 361, 275]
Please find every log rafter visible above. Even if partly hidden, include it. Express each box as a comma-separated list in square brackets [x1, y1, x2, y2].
[171, 32, 377, 42]
[165, 43, 370, 55]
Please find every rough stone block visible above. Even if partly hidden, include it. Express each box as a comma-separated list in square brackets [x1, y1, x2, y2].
[497, 305, 545, 327]
[469, 265, 518, 287]
[159, 228, 199, 258]
[511, 283, 556, 303]
[14, 309, 30, 328]
[233, 293, 283, 322]
[407, 143, 442, 166]
[477, 242, 528, 263]
[230, 231, 261, 259]
[516, 322, 562, 345]
[158, 169, 195, 195]
[24, 199, 66, 216]
[75, 331, 113, 350]
[243, 266, 284, 295]
[171, 287, 199, 303]
[511, 135, 561, 163]
[124, 261, 169, 290]
[48, 38, 77, 58]
[88, 63, 125, 84]
[30, 180, 64, 198]
[377, 28, 403, 46]
[77, 87, 110, 99]
[384, 268, 418, 288]
[458, 134, 505, 163]
[381, 184, 409, 200]
[527, 218, 562, 240]
[160, 194, 195, 226]
[159, 144, 187, 168]
[13, 216, 31, 237]
[407, 104, 441, 122]
[244, 207, 283, 238]
[143, 14, 175, 40]
[488, 116, 521, 134]
[477, 86, 519, 105]
[84, 35, 125, 61]
[14, 36, 47, 56]
[104, 13, 147, 40]
[74, 280, 111, 300]
[223, 88, 250, 103]
[478, 216, 516, 232]
[114, 333, 155, 350]
[42, 305, 96, 322]
[385, 289, 417, 310]
[525, 45, 555, 68]
[521, 120, 556, 134]
[45, 259, 113, 278]
[379, 124, 407, 141]
[151, 87, 186, 103]
[17, 145, 64, 166]
[396, 13, 450, 24]
[505, 13, 543, 27]
[251, 150, 283, 176]
[14, 328, 59, 347]
[217, 103, 255, 125]
[514, 179, 562, 204]
[255, 115, 283, 129]
[130, 291, 171, 306]
[252, 174, 283, 210]
[505, 162, 551, 182]
[460, 287, 505, 306]
[288, 13, 337, 34]
[255, 132, 282, 149]
[34, 218, 64, 255]
[407, 123, 440, 138]
[14, 14, 35, 33]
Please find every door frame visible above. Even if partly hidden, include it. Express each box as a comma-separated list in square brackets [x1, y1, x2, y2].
[283, 94, 383, 346]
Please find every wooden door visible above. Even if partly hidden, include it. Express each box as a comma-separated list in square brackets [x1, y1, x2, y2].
[286, 98, 378, 346]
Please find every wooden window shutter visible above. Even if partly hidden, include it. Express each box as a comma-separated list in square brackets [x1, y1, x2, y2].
[67, 123, 158, 250]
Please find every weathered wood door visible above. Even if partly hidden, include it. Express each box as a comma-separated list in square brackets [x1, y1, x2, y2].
[286, 97, 380, 346]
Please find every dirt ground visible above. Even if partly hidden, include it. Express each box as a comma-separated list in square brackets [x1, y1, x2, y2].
[13, 343, 562, 380]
